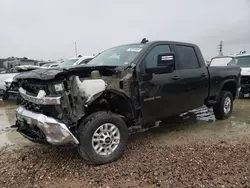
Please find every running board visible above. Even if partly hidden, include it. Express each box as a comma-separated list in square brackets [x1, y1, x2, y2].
[207, 100, 217, 105]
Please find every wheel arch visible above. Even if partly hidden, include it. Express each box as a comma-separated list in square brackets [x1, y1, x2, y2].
[77, 89, 136, 128]
[219, 79, 237, 100]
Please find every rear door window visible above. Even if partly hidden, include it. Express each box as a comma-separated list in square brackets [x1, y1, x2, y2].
[175, 45, 200, 69]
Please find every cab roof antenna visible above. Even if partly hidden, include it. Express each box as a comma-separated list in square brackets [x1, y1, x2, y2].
[141, 38, 148, 44]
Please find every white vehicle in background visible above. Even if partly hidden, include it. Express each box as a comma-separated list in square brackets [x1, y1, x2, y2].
[209, 56, 234, 67]
[0, 72, 19, 95]
[1, 65, 43, 102]
[227, 54, 250, 97]
[41, 63, 59, 68]
[0, 65, 44, 95]
[57, 56, 94, 69]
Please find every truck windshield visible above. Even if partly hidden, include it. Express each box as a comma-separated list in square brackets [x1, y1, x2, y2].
[210, 57, 232, 66]
[228, 56, 250, 67]
[88, 44, 144, 66]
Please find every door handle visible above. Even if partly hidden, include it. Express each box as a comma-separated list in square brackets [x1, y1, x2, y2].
[201, 73, 206, 77]
[172, 75, 180, 80]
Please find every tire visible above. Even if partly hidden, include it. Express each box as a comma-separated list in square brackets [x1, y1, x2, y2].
[2, 92, 9, 101]
[205, 104, 212, 108]
[77, 111, 128, 165]
[213, 91, 233, 120]
[238, 92, 243, 99]
[16, 93, 21, 105]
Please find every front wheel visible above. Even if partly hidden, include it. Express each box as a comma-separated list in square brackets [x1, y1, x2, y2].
[77, 111, 128, 165]
[2, 92, 9, 101]
[16, 93, 21, 105]
[213, 91, 233, 120]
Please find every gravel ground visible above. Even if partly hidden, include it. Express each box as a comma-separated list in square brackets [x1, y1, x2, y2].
[0, 100, 250, 188]
[0, 132, 249, 188]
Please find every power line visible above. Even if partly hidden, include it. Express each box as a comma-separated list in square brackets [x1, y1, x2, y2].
[75, 42, 78, 57]
[217, 40, 223, 56]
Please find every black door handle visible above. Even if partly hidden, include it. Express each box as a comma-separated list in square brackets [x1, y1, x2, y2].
[201, 73, 206, 77]
[172, 76, 180, 80]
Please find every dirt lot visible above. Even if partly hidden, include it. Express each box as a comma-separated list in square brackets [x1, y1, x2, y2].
[0, 99, 249, 188]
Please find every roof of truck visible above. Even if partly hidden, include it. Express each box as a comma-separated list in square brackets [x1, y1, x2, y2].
[234, 54, 250, 57]
[130, 40, 198, 46]
[104, 41, 199, 52]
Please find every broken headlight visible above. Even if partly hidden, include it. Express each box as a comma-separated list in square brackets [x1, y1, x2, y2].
[54, 83, 63, 92]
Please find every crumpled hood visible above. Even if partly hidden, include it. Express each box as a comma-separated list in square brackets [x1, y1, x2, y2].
[14, 65, 126, 81]
[14, 68, 64, 81]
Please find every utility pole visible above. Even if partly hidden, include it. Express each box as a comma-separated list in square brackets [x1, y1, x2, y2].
[217, 40, 223, 56]
[75, 42, 78, 57]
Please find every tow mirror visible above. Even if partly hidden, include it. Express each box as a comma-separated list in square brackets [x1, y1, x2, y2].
[145, 52, 175, 74]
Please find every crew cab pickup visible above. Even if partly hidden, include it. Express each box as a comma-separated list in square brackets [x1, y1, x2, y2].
[14, 40, 241, 164]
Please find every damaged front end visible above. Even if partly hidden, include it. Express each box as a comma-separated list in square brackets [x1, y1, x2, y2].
[15, 77, 80, 146]
[14, 65, 135, 146]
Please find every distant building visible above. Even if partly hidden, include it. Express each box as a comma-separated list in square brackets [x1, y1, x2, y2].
[2, 57, 37, 72]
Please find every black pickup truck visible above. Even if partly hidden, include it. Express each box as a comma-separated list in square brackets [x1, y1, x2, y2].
[14, 39, 241, 164]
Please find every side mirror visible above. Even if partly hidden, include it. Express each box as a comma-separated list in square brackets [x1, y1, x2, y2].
[145, 52, 175, 74]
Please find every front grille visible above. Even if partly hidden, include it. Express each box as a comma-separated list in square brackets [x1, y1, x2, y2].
[240, 76, 250, 85]
[20, 97, 43, 113]
[20, 80, 47, 95]
[20, 97, 60, 119]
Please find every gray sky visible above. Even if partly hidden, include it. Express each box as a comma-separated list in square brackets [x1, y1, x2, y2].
[0, 0, 249, 60]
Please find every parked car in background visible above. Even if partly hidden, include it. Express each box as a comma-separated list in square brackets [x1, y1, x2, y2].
[2, 65, 43, 102]
[0, 72, 19, 95]
[209, 56, 233, 67]
[228, 54, 250, 97]
[57, 56, 94, 69]
[37, 61, 58, 67]
[41, 63, 59, 68]
[14, 40, 241, 165]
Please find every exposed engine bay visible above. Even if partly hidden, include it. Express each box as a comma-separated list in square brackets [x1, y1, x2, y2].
[56, 67, 135, 125]
[14, 66, 137, 145]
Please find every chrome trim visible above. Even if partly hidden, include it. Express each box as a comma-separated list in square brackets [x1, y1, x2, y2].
[19, 87, 61, 105]
[7, 91, 19, 94]
[16, 107, 79, 145]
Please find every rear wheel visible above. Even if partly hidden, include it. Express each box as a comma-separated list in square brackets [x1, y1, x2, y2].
[213, 91, 233, 120]
[77, 111, 128, 165]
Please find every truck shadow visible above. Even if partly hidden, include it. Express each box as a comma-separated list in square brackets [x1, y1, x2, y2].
[144, 106, 215, 134]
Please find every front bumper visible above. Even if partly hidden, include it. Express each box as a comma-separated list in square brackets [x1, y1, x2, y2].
[16, 106, 79, 146]
[240, 84, 250, 94]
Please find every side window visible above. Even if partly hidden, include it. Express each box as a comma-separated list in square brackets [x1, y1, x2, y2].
[175, 45, 199, 69]
[145, 45, 171, 68]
